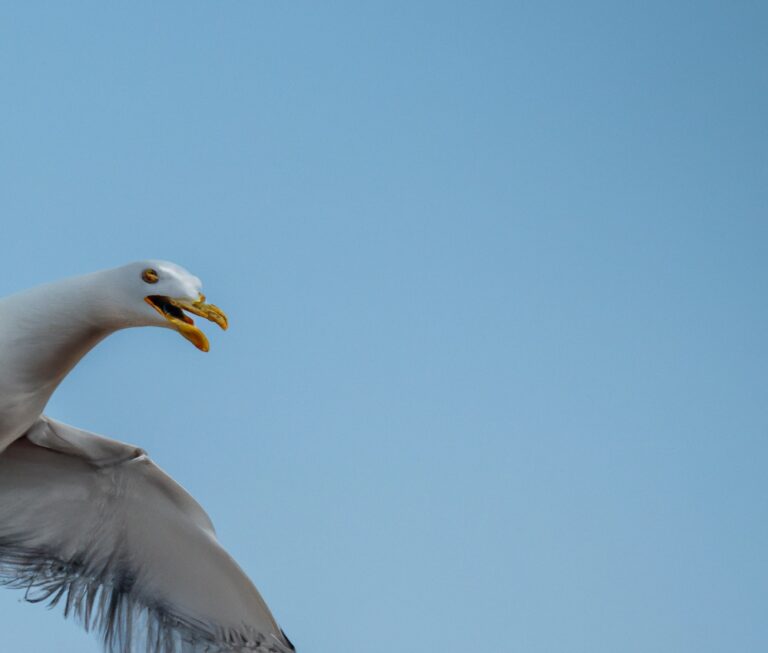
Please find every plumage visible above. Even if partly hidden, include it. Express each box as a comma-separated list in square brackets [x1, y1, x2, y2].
[0, 262, 295, 653]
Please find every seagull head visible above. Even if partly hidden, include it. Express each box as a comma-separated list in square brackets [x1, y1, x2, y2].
[114, 260, 228, 352]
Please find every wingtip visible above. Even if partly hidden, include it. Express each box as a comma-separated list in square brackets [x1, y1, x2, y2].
[281, 628, 296, 651]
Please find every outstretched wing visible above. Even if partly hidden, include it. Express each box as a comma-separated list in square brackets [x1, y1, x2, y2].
[0, 435, 294, 653]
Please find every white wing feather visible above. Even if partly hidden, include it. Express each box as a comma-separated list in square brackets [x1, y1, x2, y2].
[0, 435, 294, 653]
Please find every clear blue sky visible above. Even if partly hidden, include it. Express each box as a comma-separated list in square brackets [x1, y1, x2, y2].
[1, 2, 766, 652]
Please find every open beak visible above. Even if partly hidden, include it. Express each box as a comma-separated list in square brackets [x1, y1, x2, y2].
[144, 294, 228, 352]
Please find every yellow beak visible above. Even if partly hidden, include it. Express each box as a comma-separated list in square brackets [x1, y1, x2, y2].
[144, 294, 228, 352]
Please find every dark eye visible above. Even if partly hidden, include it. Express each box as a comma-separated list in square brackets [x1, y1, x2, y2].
[142, 268, 159, 284]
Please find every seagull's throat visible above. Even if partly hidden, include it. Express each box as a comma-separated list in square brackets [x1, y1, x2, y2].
[0, 276, 120, 445]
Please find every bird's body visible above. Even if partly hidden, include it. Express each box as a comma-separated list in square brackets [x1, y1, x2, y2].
[0, 262, 294, 653]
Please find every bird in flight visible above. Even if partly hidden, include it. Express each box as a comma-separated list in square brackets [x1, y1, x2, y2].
[0, 261, 295, 653]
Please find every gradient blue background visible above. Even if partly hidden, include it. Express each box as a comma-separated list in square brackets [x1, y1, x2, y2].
[1, 2, 766, 652]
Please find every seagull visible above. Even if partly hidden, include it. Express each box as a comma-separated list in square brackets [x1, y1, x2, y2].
[0, 261, 295, 653]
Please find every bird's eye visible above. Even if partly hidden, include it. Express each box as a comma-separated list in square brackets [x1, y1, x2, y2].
[142, 268, 159, 284]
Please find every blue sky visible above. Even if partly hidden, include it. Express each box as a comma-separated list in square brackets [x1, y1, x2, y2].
[0, 2, 766, 652]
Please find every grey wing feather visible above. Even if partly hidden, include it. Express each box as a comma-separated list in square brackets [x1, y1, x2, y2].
[0, 436, 294, 653]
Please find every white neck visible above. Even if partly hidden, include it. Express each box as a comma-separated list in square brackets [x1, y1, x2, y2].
[0, 270, 127, 445]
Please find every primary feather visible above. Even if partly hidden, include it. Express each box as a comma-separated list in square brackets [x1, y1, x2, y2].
[0, 436, 293, 653]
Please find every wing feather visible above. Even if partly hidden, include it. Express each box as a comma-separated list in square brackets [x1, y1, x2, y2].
[0, 436, 294, 653]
